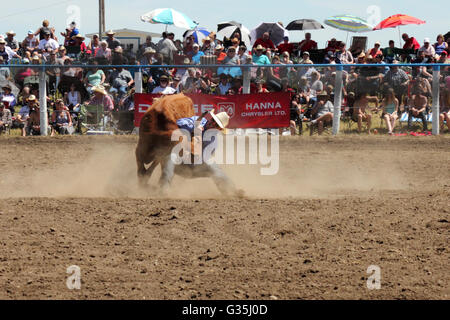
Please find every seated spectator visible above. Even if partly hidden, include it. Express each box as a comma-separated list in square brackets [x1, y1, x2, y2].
[216, 73, 231, 95]
[335, 42, 354, 64]
[266, 55, 282, 91]
[369, 41, 382, 57]
[72, 34, 87, 53]
[87, 34, 100, 55]
[353, 92, 378, 134]
[84, 60, 105, 94]
[252, 45, 271, 65]
[374, 54, 389, 74]
[434, 34, 448, 58]
[323, 51, 336, 64]
[224, 31, 244, 48]
[152, 75, 176, 95]
[309, 71, 323, 103]
[238, 45, 250, 65]
[0, 100, 12, 134]
[297, 33, 317, 55]
[0, 38, 19, 63]
[111, 46, 128, 65]
[183, 34, 195, 56]
[190, 44, 205, 65]
[381, 88, 399, 135]
[418, 38, 435, 58]
[325, 38, 340, 53]
[0, 84, 16, 115]
[406, 87, 429, 132]
[15, 95, 36, 136]
[56, 46, 70, 64]
[138, 35, 157, 59]
[50, 99, 73, 136]
[289, 93, 302, 135]
[214, 44, 227, 63]
[201, 36, 215, 56]
[382, 40, 400, 63]
[0, 57, 11, 82]
[37, 31, 59, 54]
[310, 91, 333, 135]
[89, 85, 114, 112]
[276, 36, 294, 55]
[218, 46, 241, 78]
[439, 88, 450, 132]
[253, 78, 269, 93]
[108, 67, 134, 99]
[252, 32, 275, 51]
[64, 83, 82, 112]
[22, 30, 40, 59]
[402, 33, 421, 51]
[5, 31, 19, 52]
[95, 41, 112, 63]
[140, 47, 157, 66]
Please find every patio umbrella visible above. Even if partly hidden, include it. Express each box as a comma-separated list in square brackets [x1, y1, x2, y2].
[373, 14, 426, 45]
[324, 15, 373, 43]
[286, 19, 324, 31]
[216, 21, 251, 49]
[183, 27, 211, 44]
[250, 22, 289, 46]
[140, 8, 197, 30]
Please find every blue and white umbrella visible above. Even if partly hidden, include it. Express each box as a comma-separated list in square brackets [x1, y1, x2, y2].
[183, 27, 211, 44]
[141, 8, 197, 29]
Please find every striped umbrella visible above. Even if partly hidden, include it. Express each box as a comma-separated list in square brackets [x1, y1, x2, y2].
[183, 27, 211, 44]
[324, 15, 373, 33]
[140, 8, 197, 30]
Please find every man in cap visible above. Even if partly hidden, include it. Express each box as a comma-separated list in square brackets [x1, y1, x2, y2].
[38, 30, 59, 53]
[190, 43, 205, 65]
[159, 109, 242, 196]
[22, 30, 40, 58]
[5, 31, 19, 52]
[0, 99, 12, 134]
[418, 38, 436, 58]
[106, 30, 121, 51]
[0, 84, 16, 114]
[151, 75, 176, 95]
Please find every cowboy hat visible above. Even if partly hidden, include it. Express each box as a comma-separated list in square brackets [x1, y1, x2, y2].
[92, 85, 107, 95]
[2, 84, 12, 91]
[316, 91, 329, 98]
[202, 36, 211, 43]
[210, 110, 230, 129]
[6, 30, 16, 36]
[106, 30, 115, 35]
[0, 39, 6, 44]
[72, 34, 85, 41]
[27, 95, 37, 102]
[215, 44, 224, 50]
[255, 44, 265, 51]
[144, 47, 156, 54]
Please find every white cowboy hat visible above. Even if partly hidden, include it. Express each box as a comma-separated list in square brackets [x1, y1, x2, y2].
[210, 111, 230, 129]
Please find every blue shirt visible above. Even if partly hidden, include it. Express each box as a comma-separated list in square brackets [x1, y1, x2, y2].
[191, 51, 205, 65]
[176, 116, 218, 161]
[252, 53, 271, 65]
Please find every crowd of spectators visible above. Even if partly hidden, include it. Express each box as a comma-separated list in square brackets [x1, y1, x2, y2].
[0, 19, 449, 136]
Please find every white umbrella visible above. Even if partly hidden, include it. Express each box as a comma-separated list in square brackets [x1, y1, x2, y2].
[216, 21, 252, 49]
[140, 8, 197, 30]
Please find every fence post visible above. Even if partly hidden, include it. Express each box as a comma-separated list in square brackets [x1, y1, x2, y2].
[332, 65, 343, 135]
[431, 66, 440, 135]
[39, 67, 48, 136]
[242, 65, 250, 94]
[135, 67, 143, 93]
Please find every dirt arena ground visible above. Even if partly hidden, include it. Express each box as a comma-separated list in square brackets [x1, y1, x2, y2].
[0, 135, 448, 300]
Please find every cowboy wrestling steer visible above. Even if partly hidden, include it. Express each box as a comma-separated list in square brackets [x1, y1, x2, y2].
[135, 94, 242, 196]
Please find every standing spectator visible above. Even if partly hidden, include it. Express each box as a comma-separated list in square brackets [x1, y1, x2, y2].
[434, 34, 449, 58]
[0, 100, 12, 134]
[72, 34, 87, 53]
[369, 41, 382, 57]
[252, 32, 275, 51]
[418, 38, 436, 58]
[297, 33, 317, 54]
[325, 38, 340, 52]
[5, 31, 19, 52]
[381, 88, 399, 135]
[36, 19, 57, 41]
[152, 75, 176, 94]
[402, 33, 421, 50]
[138, 35, 157, 59]
[276, 36, 294, 55]
[159, 32, 178, 64]
[105, 30, 121, 51]
[439, 88, 450, 132]
[64, 83, 81, 111]
[190, 44, 205, 65]
[335, 42, 354, 64]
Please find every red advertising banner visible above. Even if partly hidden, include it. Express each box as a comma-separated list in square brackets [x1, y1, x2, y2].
[134, 93, 290, 129]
